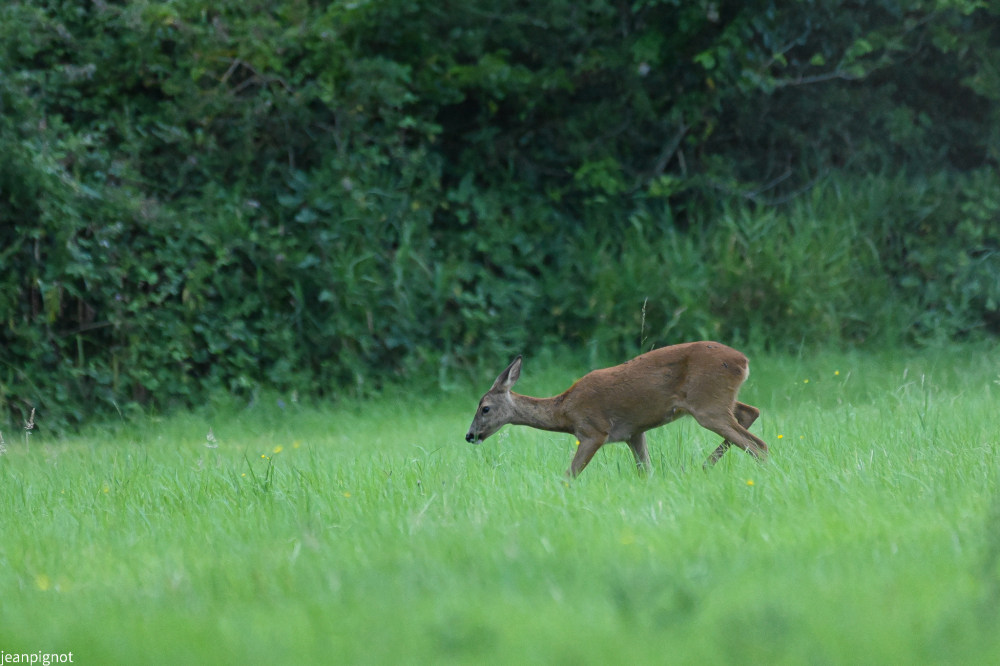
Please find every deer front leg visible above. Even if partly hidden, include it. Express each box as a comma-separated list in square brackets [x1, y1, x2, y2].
[567, 433, 607, 478]
[626, 432, 652, 474]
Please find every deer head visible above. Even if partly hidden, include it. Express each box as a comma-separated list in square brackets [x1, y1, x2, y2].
[465, 355, 522, 444]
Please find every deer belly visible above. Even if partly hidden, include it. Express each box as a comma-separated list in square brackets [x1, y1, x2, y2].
[606, 407, 685, 442]
[608, 408, 687, 442]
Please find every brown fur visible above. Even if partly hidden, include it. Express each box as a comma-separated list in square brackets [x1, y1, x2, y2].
[465, 341, 768, 477]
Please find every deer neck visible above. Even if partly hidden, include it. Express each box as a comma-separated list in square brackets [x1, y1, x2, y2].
[509, 393, 573, 434]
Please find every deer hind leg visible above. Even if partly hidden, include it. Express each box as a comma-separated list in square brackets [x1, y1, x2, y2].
[626, 432, 652, 474]
[734, 401, 760, 428]
[704, 402, 761, 467]
[692, 404, 768, 467]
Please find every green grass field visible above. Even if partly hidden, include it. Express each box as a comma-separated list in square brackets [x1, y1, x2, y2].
[2, 346, 999, 664]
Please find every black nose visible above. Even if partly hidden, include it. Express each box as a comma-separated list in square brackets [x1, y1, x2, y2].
[465, 432, 475, 443]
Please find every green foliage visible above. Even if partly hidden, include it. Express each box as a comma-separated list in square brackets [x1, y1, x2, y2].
[1, 0, 998, 428]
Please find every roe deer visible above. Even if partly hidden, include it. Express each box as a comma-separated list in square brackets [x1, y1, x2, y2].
[464, 341, 768, 477]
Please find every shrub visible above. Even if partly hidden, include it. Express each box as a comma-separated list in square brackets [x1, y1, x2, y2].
[1, 1, 997, 430]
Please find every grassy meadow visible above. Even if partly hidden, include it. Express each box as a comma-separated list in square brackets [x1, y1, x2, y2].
[1, 346, 999, 664]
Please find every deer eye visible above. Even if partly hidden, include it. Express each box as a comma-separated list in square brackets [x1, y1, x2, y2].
[481, 406, 490, 414]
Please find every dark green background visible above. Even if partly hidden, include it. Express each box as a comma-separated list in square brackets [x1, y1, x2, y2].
[2, 0, 998, 429]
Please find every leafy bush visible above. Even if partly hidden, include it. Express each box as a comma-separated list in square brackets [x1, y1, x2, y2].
[1, 0, 998, 430]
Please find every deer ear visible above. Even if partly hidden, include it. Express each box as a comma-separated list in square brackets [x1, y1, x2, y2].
[491, 355, 522, 391]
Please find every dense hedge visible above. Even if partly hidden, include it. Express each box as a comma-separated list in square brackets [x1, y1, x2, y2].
[1, 1, 998, 429]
